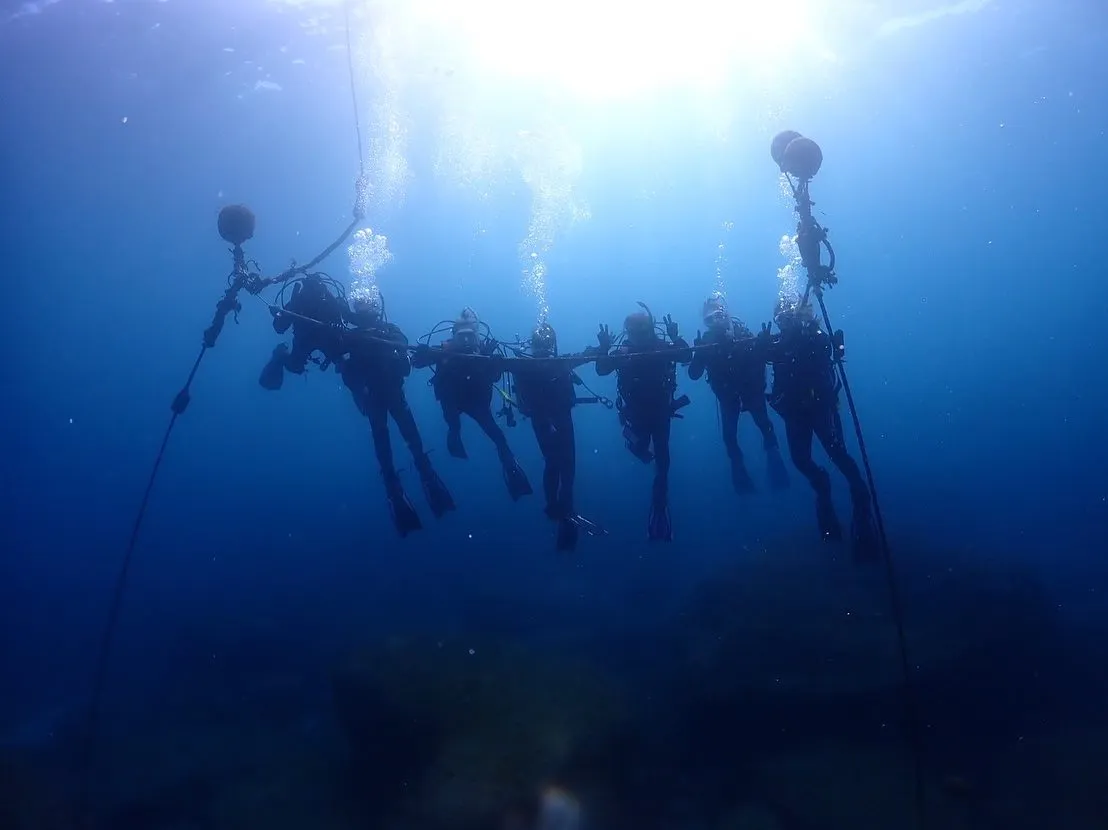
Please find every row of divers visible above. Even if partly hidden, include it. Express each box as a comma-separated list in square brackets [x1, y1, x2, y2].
[258, 274, 879, 559]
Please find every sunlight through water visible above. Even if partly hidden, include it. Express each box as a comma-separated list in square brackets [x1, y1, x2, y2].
[331, 0, 834, 322]
[397, 0, 827, 100]
[511, 125, 590, 323]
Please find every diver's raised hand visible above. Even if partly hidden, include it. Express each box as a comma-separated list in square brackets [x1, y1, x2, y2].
[663, 314, 679, 340]
[756, 322, 775, 353]
[596, 323, 612, 352]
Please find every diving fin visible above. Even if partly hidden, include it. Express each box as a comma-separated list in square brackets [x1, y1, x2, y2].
[416, 456, 456, 518]
[730, 458, 757, 494]
[766, 447, 791, 490]
[385, 480, 423, 538]
[502, 458, 534, 501]
[670, 394, 691, 417]
[815, 492, 842, 543]
[621, 423, 654, 463]
[851, 507, 881, 564]
[569, 514, 608, 538]
[648, 499, 673, 542]
[446, 429, 468, 459]
[556, 517, 579, 552]
[258, 344, 289, 391]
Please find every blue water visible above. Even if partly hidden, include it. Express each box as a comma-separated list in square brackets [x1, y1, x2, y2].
[3, 1, 1108, 828]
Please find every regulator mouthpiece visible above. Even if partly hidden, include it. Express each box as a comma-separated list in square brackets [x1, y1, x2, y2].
[703, 292, 729, 331]
[770, 131, 823, 180]
[218, 204, 256, 246]
[351, 286, 384, 324]
[531, 322, 557, 356]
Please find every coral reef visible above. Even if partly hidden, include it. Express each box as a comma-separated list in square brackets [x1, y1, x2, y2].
[92, 707, 349, 830]
[667, 534, 1061, 703]
[751, 743, 970, 830]
[715, 803, 782, 830]
[332, 635, 625, 830]
[12, 530, 1100, 830]
[0, 750, 71, 830]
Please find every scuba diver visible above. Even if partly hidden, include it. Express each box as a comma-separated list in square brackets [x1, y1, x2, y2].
[690, 292, 790, 493]
[510, 322, 608, 551]
[595, 304, 690, 542]
[258, 273, 349, 389]
[767, 298, 879, 561]
[411, 308, 533, 502]
[339, 290, 456, 537]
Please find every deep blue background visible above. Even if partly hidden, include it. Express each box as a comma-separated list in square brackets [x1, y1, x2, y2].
[2, 0, 1107, 741]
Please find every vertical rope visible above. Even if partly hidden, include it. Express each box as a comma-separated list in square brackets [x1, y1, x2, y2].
[789, 169, 927, 827]
[815, 292, 927, 827]
[75, 14, 372, 818]
[344, 0, 367, 179]
[75, 345, 206, 825]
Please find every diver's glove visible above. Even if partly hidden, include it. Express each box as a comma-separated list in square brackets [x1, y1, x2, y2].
[394, 352, 413, 378]
[269, 305, 294, 335]
[663, 314, 679, 341]
[596, 323, 612, 354]
[757, 323, 775, 351]
[694, 330, 703, 347]
[411, 343, 434, 369]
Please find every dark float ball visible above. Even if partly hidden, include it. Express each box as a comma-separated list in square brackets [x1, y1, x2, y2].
[770, 130, 803, 167]
[218, 204, 256, 246]
[782, 136, 823, 179]
[770, 131, 824, 180]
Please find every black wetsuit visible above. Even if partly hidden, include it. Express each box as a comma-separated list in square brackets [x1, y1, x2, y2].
[339, 321, 455, 531]
[513, 363, 577, 520]
[272, 277, 348, 371]
[412, 340, 532, 500]
[769, 322, 871, 540]
[596, 337, 689, 539]
[339, 322, 423, 485]
[690, 323, 785, 490]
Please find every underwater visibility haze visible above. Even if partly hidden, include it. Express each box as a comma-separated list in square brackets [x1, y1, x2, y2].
[2, 0, 1108, 828]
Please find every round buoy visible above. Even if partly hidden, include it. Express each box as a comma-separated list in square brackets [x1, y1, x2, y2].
[770, 130, 804, 168]
[782, 136, 823, 179]
[217, 204, 256, 246]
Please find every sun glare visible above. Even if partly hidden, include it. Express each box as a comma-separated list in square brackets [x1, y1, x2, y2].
[402, 0, 826, 100]
[342, 0, 834, 323]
